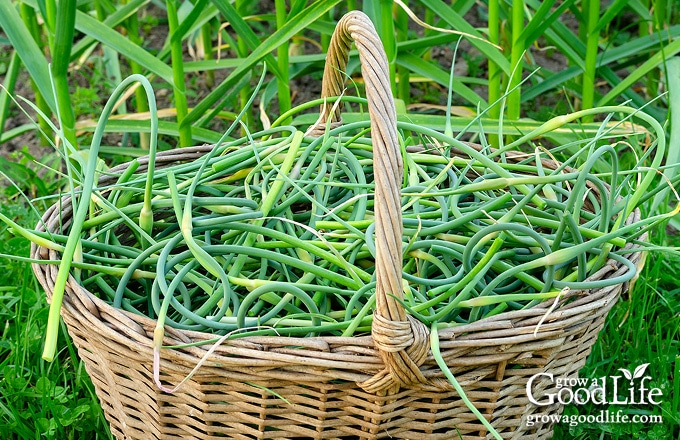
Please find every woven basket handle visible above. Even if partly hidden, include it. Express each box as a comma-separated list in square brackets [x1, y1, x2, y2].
[311, 11, 430, 393]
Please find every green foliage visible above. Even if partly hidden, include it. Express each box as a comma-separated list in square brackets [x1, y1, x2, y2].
[0, 0, 677, 151]
[0, 200, 111, 440]
[1, 148, 63, 200]
[553, 232, 680, 439]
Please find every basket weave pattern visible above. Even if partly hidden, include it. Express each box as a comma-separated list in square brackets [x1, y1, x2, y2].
[31, 11, 643, 440]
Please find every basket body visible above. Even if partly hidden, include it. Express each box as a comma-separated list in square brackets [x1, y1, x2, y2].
[31, 145, 644, 440]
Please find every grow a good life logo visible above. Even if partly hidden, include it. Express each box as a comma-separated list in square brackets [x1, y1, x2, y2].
[524, 363, 664, 428]
[527, 363, 662, 406]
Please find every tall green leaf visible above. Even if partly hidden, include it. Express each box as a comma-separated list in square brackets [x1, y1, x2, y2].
[153, 0, 218, 61]
[598, 37, 680, 106]
[275, 0, 292, 121]
[418, 0, 510, 75]
[521, 0, 574, 48]
[0, 1, 56, 112]
[651, 56, 680, 213]
[183, 0, 341, 128]
[507, 0, 525, 120]
[209, 0, 284, 81]
[76, 119, 224, 144]
[601, 26, 680, 64]
[396, 54, 487, 108]
[166, 0, 191, 146]
[52, 0, 77, 146]
[0, 52, 20, 134]
[73, 7, 175, 84]
[172, 0, 212, 44]
[523, 0, 586, 70]
[581, 0, 601, 119]
[70, 0, 150, 60]
[592, 0, 631, 34]
[522, 66, 581, 102]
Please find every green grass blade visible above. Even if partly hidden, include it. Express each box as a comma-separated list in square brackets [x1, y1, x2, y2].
[70, 0, 150, 60]
[487, 0, 500, 148]
[542, 27, 586, 71]
[18, 2, 52, 145]
[396, 53, 487, 108]
[395, 1, 409, 104]
[674, 355, 680, 425]
[209, 0, 284, 80]
[378, 0, 397, 94]
[651, 56, 680, 214]
[522, 66, 581, 102]
[418, 0, 510, 75]
[44, 0, 56, 43]
[598, 38, 680, 106]
[600, 25, 680, 64]
[523, 0, 586, 70]
[451, 0, 476, 14]
[71, 7, 175, 84]
[183, 0, 340, 129]
[275, 0, 292, 123]
[0, 124, 36, 144]
[172, 0, 212, 45]
[0, 1, 56, 112]
[592, 0, 630, 34]
[75, 119, 225, 144]
[396, 31, 464, 51]
[521, 0, 574, 48]
[153, 0, 219, 62]
[598, 66, 651, 110]
[507, 0, 525, 120]
[581, 0, 601, 118]
[166, 0, 192, 146]
[184, 55, 321, 72]
[122, 0, 150, 149]
[518, 0, 557, 45]
[196, 72, 251, 128]
[235, 0, 253, 128]
[52, 0, 77, 146]
[627, 0, 653, 20]
[0, 51, 20, 134]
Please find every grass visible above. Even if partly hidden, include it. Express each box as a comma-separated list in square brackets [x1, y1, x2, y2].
[0, 195, 112, 439]
[553, 227, 680, 439]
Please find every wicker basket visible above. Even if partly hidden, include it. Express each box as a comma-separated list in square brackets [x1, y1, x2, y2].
[31, 11, 644, 440]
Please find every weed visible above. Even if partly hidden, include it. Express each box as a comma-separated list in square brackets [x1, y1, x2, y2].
[0, 199, 112, 440]
[553, 230, 680, 439]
